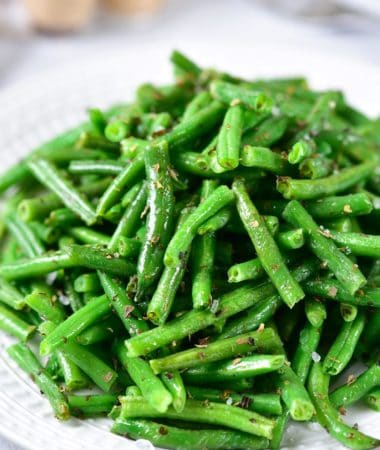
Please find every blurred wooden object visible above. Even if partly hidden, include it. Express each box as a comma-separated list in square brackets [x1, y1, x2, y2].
[104, 0, 163, 15]
[24, 0, 97, 32]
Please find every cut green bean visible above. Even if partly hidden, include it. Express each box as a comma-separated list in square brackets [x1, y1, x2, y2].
[308, 362, 379, 450]
[164, 185, 234, 267]
[112, 417, 269, 450]
[330, 363, 380, 408]
[39, 295, 110, 356]
[61, 341, 118, 392]
[186, 386, 282, 416]
[292, 322, 322, 384]
[277, 161, 375, 200]
[115, 340, 173, 413]
[241, 146, 291, 175]
[233, 179, 304, 308]
[96, 153, 145, 217]
[7, 343, 69, 419]
[119, 397, 274, 439]
[0, 304, 36, 341]
[183, 354, 285, 384]
[150, 328, 282, 373]
[68, 394, 118, 417]
[283, 200, 366, 295]
[27, 158, 97, 225]
[210, 80, 273, 112]
[216, 103, 244, 169]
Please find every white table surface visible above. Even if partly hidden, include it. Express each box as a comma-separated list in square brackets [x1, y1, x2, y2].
[0, 0, 379, 448]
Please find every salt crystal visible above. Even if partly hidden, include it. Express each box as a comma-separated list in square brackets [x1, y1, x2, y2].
[312, 352, 321, 362]
[226, 397, 233, 406]
[46, 272, 57, 285]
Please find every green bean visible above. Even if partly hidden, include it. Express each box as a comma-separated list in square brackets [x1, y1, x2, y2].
[27, 159, 97, 225]
[75, 316, 122, 345]
[0, 245, 135, 280]
[303, 278, 380, 307]
[126, 260, 317, 356]
[183, 354, 285, 384]
[147, 206, 194, 325]
[216, 103, 244, 169]
[39, 295, 110, 356]
[323, 310, 365, 375]
[73, 273, 101, 293]
[324, 217, 353, 233]
[105, 119, 130, 142]
[283, 200, 366, 295]
[29, 221, 60, 244]
[304, 297, 327, 328]
[0, 304, 35, 341]
[164, 185, 234, 267]
[197, 207, 231, 234]
[0, 103, 127, 193]
[98, 272, 148, 335]
[136, 141, 174, 298]
[170, 50, 202, 77]
[242, 116, 288, 148]
[277, 161, 375, 200]
[241, 146, 291, 175]
[270, 411, 290, 450]
[299, 155, 333, 179]
[182, 91, 212, 120]
[114, 236, 140, 258]
[96, 153, 145, 217]
[76, 132, 121, 152]
[25, 289, 66, 323]
[186, 386, 282, 416]
[365, 388, 380, 412]
[63, 275, 84, 313]
[61, 341, 118, 392]
[160, 368, 186, 414]
[7, 343, 69, 420]
[45, 208, 80, 228]
[292, 322, 322, 384]
[210, 80, 273, 112]
[288, 140, 314, 164]
[5, 212, 45, 257]
[119, 397, 274, 439]
[0, 278, 25, 310]
[233, 179, 304, 308]
[69, 227, 110, 246]
[108, 182, 147, 250]
[308, 362, 379, 450]
[330, 363, 380, 408]
[68, 394, 118, 417]
[136, 82, 192, 114]
[157, 101, 225, 150]
[68, 160, 123, 175]
[17, 182, 106, 223]
[340, 303, 358, 322]
[149, 328, 282, 373]
[55, 350, 89, 392]
[191, 180, 217, 309]
[328, 230, 380, 259]
[274, 363, 315, 421]
[121, 137, 147, 159]
[87, 107, 107, 134]
[111, 417, 269, 450]
[114, 340, 173, 413]
[276, 228, 305, 250]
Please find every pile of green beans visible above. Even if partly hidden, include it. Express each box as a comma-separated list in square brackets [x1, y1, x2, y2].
[0, 50, 379, 450]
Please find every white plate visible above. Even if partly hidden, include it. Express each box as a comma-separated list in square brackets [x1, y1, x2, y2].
[0, 42, 379, 450]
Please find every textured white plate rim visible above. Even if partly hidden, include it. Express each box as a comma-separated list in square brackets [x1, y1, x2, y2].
[0, 41, 379, 450]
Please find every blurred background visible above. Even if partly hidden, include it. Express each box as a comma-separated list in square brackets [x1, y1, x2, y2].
[0, 0, 379, 89]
